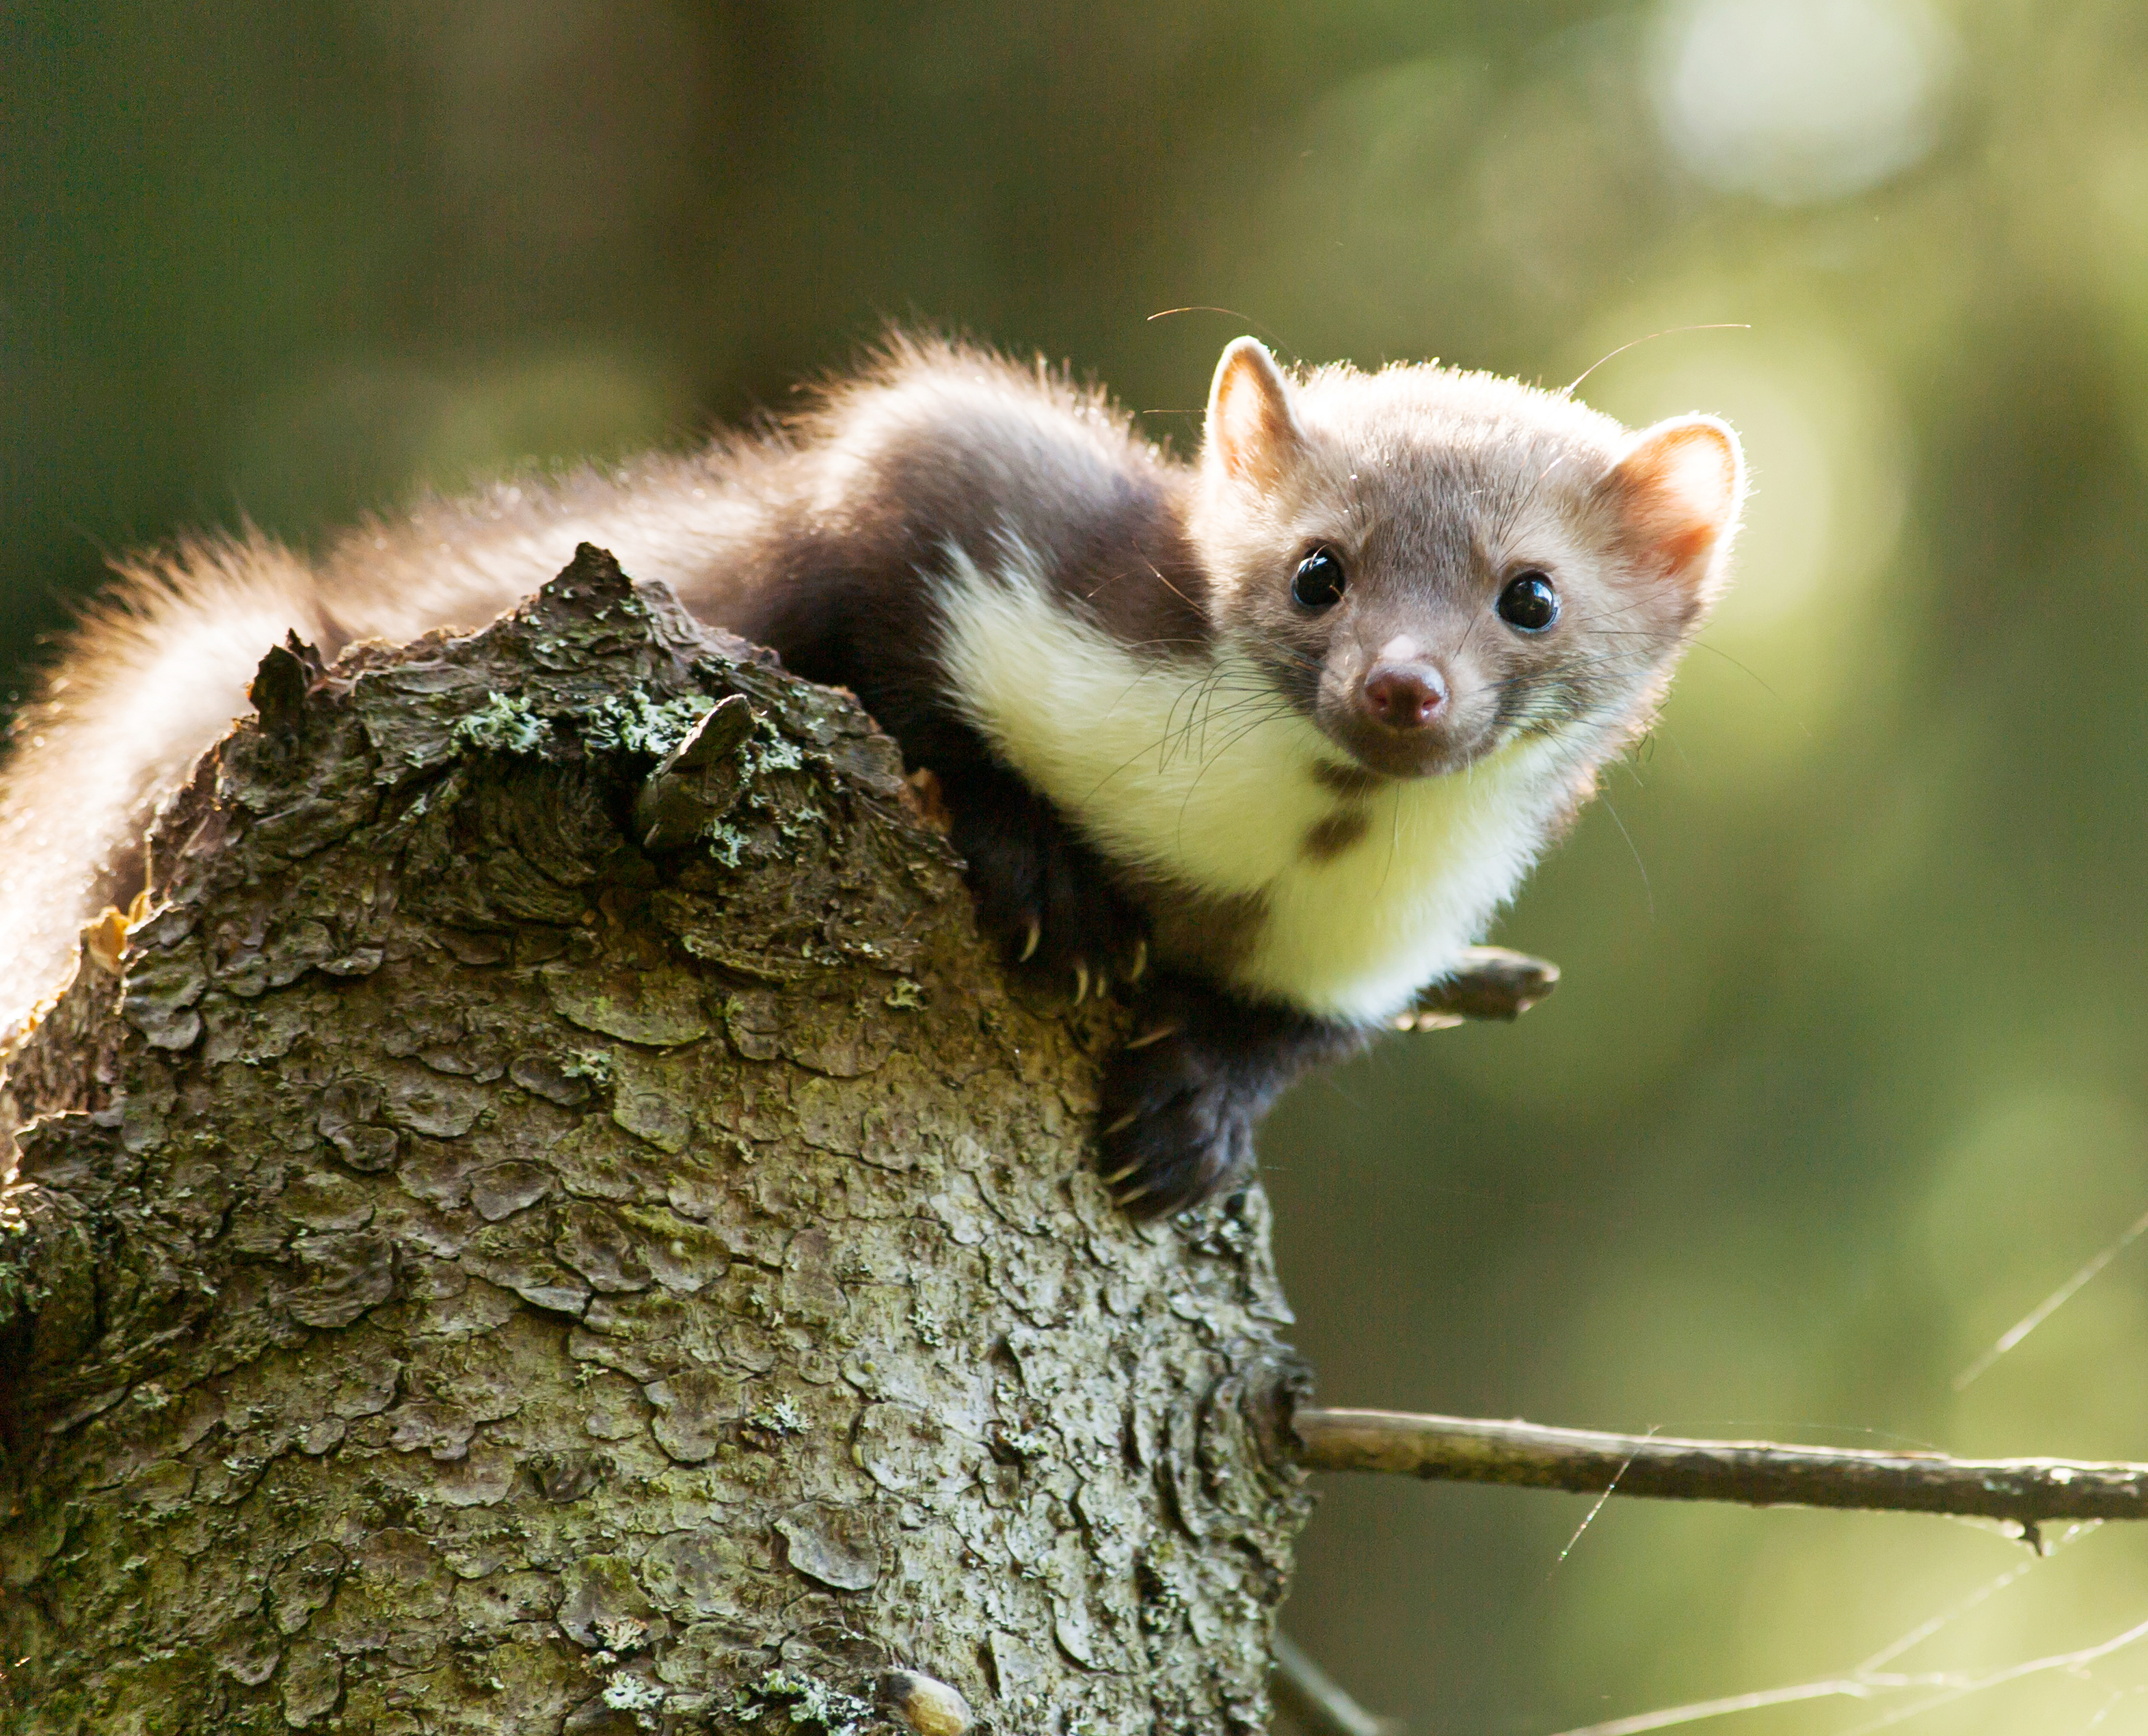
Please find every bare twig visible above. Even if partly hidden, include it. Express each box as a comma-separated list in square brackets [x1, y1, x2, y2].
[1272, 1632, 1404, 1736]
[1953, 1202, 2148, 1389]
[1292, 1408, 2148, 1531]
[1546, 1603, 2148, 1735]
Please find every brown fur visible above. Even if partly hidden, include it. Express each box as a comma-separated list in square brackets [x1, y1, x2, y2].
[1300, 809, 1373, 862]
[0, 329, 1743, 1115]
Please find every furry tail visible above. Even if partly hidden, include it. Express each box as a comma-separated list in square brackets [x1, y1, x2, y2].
[0, 533, 330, 1038]
[0, 448, 797, 1042]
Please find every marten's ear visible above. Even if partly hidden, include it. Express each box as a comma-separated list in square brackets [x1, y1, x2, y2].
[1204, 338, 1304, 489]
[1602, 415, 1745, 601]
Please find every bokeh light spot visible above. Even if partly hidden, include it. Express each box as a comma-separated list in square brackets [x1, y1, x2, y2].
[1650, 0, 1957, 204]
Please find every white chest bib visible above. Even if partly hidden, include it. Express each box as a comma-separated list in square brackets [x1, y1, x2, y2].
[934, 551, 1571, 1022]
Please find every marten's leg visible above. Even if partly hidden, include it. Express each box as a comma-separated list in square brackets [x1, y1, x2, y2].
[1097, 976, 1367, 1218]
[928, 744, 1149, 994]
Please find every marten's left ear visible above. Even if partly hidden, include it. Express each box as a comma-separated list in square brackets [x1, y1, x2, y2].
[1603, 415, 1745, 601]
[1204, 338, 1304, 489]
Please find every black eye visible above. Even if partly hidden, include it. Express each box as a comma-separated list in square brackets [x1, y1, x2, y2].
[1291, 547, 1347, 610]
[1496, 571, 1559, 632]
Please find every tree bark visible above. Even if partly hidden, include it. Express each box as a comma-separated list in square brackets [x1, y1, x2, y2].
[0, 547, 1312, 1735]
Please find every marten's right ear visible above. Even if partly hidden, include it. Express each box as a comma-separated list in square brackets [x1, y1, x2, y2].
[1204, 338, 1304, 489]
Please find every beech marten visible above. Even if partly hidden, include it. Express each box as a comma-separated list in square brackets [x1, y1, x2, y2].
[0, 334, 1743, 1215]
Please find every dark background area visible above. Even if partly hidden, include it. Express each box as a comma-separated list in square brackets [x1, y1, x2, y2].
[9, 2, 2148, 1729]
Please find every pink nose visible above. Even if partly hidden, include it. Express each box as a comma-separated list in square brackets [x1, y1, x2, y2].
[1362, 663, 1448, 730]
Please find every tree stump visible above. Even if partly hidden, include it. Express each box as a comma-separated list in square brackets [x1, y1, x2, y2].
[0, 548, 1312, 1735]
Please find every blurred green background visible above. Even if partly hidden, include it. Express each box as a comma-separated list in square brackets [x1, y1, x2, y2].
[8, 1, 2148, 1729]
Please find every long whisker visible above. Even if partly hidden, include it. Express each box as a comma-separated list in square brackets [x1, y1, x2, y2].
[1563, 323, 1751, 396]
[1073, 662, 1301, 804]
[1682, 638, 1812, 736]
[1144, 305, 1300, 362]
[1596, 789, 1653, 919]
[1172, 704, 1302, 857]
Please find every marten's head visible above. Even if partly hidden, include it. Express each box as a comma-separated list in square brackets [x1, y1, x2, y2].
[1188, 337, 1744, 781]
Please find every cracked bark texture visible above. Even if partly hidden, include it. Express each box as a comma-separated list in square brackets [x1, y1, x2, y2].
[0, 547, 1313, 1736]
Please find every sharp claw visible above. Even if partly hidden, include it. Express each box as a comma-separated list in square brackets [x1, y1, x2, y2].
[1123, 1024, 1179, 1050]
[1101, 1114, 1140, 1141]
[1111, 1180, 1157, 1206]
[1129, 938, 1148, 981]
[1073, 963, 1088, 1004]
[1094, 973, 1110, 998]
[1018, 919, 1041, 963]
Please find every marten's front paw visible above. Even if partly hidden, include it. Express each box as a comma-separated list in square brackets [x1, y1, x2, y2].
[1395, 945, 1560, 1028]
[1095, 1034, 1255, 1219]
[961, 818, 1149, 1000]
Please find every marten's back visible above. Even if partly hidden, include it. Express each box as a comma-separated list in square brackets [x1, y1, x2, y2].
[0, 338, 1199, 1037]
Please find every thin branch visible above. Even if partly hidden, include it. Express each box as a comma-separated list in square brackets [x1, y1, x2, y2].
[1546, 1677, 1879, 1736]
[1292, 1408, 2148, 1530]
[1952, 1202, 2148, 1389]
[1272, 1632, 1404, 1736]
[1544, 1603, 2148, 1736]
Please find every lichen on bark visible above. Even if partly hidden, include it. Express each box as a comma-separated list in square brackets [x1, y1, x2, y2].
[0, 547, 1313, 1735]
